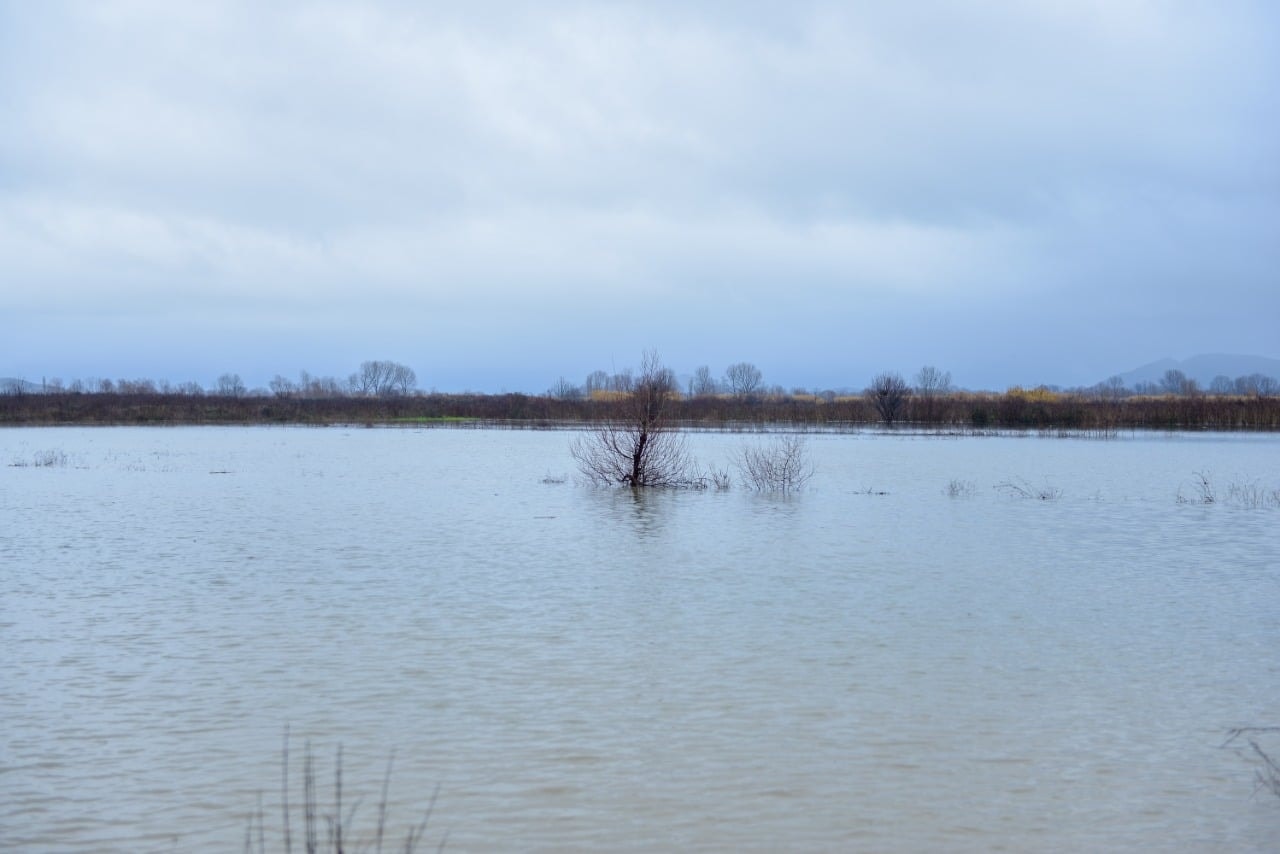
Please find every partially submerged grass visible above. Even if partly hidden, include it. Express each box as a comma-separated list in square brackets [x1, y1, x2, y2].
[944, 478, 976, 498]
[1224, 479, 1280, 509]
[1177, 471, 1280, 508]
[244, 731, 445, 853]
[8, 448, 68, 468]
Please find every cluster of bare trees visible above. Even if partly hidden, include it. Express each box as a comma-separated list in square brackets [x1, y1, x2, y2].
[1153, 369, 1279, 398]
[571, 351, 815, 491]
[551, 361, 773, 401]
[270, 361, 418, 398]
[2, 361, 421, 400]
[1086, 370, 1279, 399]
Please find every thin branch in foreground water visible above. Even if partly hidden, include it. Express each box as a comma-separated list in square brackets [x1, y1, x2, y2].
[994, 478, 1062, 500]
[258, 733, 444, 852]
[1222, 727, 1280, 800]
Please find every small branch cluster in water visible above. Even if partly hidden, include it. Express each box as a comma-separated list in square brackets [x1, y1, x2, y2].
[243, 731, 445, 854]
[1222, 727, 1280, 801]
[8, 448, 68, 468]
[1176, 470, 1217, 505]
[994, 478, 1063, 501]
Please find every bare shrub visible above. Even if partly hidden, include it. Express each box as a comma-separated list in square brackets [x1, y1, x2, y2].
[735, 435, 814, 492]
[995, 478, 1062, 500]
[945, 478, 976, 498]
[1176, 471, 1216, 505]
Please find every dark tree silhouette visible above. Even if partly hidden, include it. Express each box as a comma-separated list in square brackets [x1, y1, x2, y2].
[724, 362, 763, 398]
[867, 371, 910, 425]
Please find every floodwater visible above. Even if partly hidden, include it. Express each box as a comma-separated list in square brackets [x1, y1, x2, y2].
[2, 426, 1278, 852]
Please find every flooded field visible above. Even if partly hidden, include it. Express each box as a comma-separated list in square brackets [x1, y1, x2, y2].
[2, 426, 1278, 851]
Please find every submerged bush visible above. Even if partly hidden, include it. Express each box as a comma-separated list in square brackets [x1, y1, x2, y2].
[735, 435, 814, 492]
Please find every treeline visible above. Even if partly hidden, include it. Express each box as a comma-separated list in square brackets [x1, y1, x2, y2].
[3, 386, 1279, 430]
[4, 357, 1279, 430]
[1, 360, 419, 400]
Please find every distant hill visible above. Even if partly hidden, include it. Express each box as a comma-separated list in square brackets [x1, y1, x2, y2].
[1109, 354, 1280, 390]
[0, 378, 43, 394]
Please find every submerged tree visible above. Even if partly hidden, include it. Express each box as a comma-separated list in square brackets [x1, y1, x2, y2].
[571, 351, 694, 487]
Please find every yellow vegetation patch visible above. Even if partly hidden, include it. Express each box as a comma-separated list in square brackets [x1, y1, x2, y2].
[1006, 385, 1061, 403]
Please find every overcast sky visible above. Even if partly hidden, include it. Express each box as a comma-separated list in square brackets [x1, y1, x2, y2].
[2, 1, 1276, 393]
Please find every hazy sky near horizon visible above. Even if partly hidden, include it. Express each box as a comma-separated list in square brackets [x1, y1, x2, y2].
[2, 1, 1277, 392]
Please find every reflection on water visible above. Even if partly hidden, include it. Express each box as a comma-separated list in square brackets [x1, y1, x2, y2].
[2, 427, 1279, 851]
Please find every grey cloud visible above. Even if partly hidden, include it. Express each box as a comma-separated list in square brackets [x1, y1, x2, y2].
[1, 1, 1276, 390]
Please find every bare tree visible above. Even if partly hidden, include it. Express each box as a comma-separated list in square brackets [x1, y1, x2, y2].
[1102, 375, 1128, 399]
[216, 373, 247, 397]
[724, 362, 763, 398]
[735, 435, 814, 492]
[571, 351, 694, 487]
[270, 375, 298, 398]
[297, 370, 346, 398]
[1209, 375, 1234, 395]
[350, 360, 417, 397]
[914, 365, 951, 396]
[390, 363, 417, 396]
[1160, 369, 1198, 396]
[117, 378, 158, 394]
[1236, 373, 1279, 397]
[914, 365, 951, 421]
[691, 365, 719, 397]
[866, 371, 910, 425]
[609, 369, 634, 393]
[583, 370, 610, 397]
[548, 377, 582, 400]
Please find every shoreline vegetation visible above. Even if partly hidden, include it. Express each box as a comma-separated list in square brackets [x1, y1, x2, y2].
[3, 387, 1280, 431]
[4, 357, 1279, 431]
